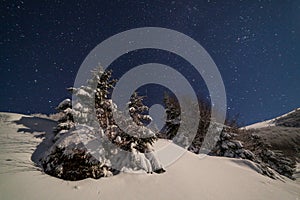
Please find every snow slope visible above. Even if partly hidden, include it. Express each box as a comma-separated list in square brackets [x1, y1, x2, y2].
[0, 112, 299, 200]
[243, 108, 300, 129]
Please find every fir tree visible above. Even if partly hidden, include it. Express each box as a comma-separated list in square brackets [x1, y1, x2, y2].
[161, 92, 181, 139]
[161, 93, 209, 152]
[42, 67, 165, 180]
[53, 98, 74, 141]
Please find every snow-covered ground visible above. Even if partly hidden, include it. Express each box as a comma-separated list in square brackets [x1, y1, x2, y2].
[0, 112, 299, 200]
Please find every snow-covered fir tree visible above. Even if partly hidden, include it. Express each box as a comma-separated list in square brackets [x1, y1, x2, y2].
[161, 93, 200, 149]
[53, 98, 74, 141]
[161, 93, 220, 153]
[41, 67, 164, 180]
[161, 92, 181, 139]
[124, 92, 157, 151]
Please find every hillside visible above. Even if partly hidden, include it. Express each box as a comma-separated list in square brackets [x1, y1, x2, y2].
[0, 112, 299, 200]
[244, 108, 300, 129]
[239, 108, 300, 181]
[242, 108, 300, 161]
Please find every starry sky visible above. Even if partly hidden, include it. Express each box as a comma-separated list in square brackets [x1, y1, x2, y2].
[1, 0, 299, 125]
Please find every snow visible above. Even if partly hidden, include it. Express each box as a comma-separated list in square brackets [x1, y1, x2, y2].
[74, 88, 93, 99]
[243, 108, 300, 129]
[0, 112, 300, 200]
[56, 98, 71, 110]
[295, 163, 300, 184]
[243, 119, 276, 129]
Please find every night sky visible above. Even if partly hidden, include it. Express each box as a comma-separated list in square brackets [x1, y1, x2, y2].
[1, 0, 299, 125]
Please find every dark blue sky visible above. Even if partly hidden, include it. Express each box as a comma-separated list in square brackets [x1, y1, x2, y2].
[1, 0, 299, 125]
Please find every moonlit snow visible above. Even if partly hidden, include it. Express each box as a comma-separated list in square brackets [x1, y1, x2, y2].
[0, 112, 299, 200]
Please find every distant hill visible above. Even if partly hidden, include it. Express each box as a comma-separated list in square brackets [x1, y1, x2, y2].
[241, 108, 300, 161]
[239, 108, 300, 181]
[244, 108, 300, 129]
